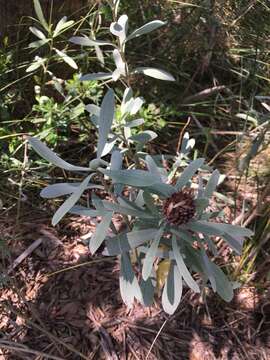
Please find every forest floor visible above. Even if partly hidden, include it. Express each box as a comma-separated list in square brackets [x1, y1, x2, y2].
[1, 180, 270, 360]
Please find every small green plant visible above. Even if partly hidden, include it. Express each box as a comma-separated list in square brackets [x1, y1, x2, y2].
[29, 0, 253, 314]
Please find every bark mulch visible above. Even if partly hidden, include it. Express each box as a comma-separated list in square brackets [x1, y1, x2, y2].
[1, 207, 270, 360]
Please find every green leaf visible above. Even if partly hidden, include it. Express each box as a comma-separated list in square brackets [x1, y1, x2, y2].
[143, 192, 160, 215]
[80, 72, 113, 81]
[175, 158, 204, 190]
[201, 250, 217, 292]
[135, 67, 175, 81]
[69, 206, 105, 217]
[208, 261, 234, 302]
[29, 39, 49, 49]
[104, 228, 159, 256]
[69, 36, 113, 47]
[100, 169, 162, 187]
[172, 236, 200, 293]
[52, 175, 92, 226]
[140, 278, 155, 306]
[162, 262, 183, 315]
[89, 211, 113, 254]
[110, 14, 128, 45]
[129, 130, 157, 144]
[142, 227, 164, 280]
[28, 137, 91, 171]
[53, 17, 74, 37]
[126, 20, 165, 41]
[97, 89, 115, 158]
[111, 151, 123, 195]
[29, 26, 46, 39]
[102, 200, 155, 218]
[41, 182, 103, 199]
[125, 118, 144, 128]
[33, 0, 49, 30]
[121, 87, 133, 114]
[145, 182, 176, 198]
[54, 48, 78, 69]
[145, 155, 163, 182]
[186, 220, 252, 254]
[204, 169, 220, 198]
[120, 252, 142, 307]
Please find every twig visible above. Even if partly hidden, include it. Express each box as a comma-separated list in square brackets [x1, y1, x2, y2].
[7, 237, 44, 274]
[146, 319, 168, 359]
[176, 117, 191, 154]
[182, 85, 226, 104]
[0, 341, 65, 360]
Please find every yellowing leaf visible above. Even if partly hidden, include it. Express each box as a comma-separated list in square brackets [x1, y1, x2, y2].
[156, 259, 171, 291]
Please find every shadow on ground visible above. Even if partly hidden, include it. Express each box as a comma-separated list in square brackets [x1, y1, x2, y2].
[1, 211, 270, 360]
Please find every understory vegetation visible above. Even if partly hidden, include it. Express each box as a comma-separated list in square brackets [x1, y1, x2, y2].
[0, 0, 269, 359]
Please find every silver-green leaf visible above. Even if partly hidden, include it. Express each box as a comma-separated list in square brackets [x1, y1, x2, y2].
[172, 236, 200, 293]
[126, 20, 165, 42]
[175, 158, 204, 190]
[142, 227, 164, 280]
[162, 262, 183, 315]
[89, 211, 113, 254]
[52, 174, 92, 226]
[97, 89, 115, 158]
[135, 67, 175, 82]
[28, 137, 91, 172]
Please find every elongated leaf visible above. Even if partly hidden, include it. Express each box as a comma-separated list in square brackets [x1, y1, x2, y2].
[145, 155, 163, 182]
[172, 236, 200, 293]
[121, 87, 133, 114]
[54, 48, 78, 69]
[41, 182, 80, 198]
[204, 169, 220, 198]
[89, 211, 113, 254]
[97, 89, 115, 158]
[52, 175, 92, 226]
[110, 14, 128, 45]
[135, 67, 175, 81]
[102, 200, 155, 218]
[208, 261, 233, 302]
[101, 135, 117, 157]
[142, 227, 164, 280]
[222, 233, 243, 255]
[130, 97, 144, 115]
[33, 0, 49, 30]
[201, 250, 217, 292]
[26, 61, 43, 73]
[129, 130, 157, 145]
[41, 182, 102, 199]
[29, 26, 46, 39]
[145, 182, 176, 198]
[54, 17, 74, 37]
[112, 49, 126, 80]
[29, 39, 49, 48]
[126, 20, 165, 41]
[187, 221, 253, 238]
[85, 104, 100, 117]
[120, 252, 142, 307]
[80, 72, 113, 81]
[111, 150, 123, 195]
[140, 278, 155, 306]
[125, 118, 144, 128]
[175, 158, 204, 190]
[69, 36, 113, 47]
[104, 228, 159, 256]
[69, 205, 105, 217]
[143, 192, 160, 216]
[28, 137, 91, 171]
[162, 262, 183, 315]
[100, 169, 162, 187]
